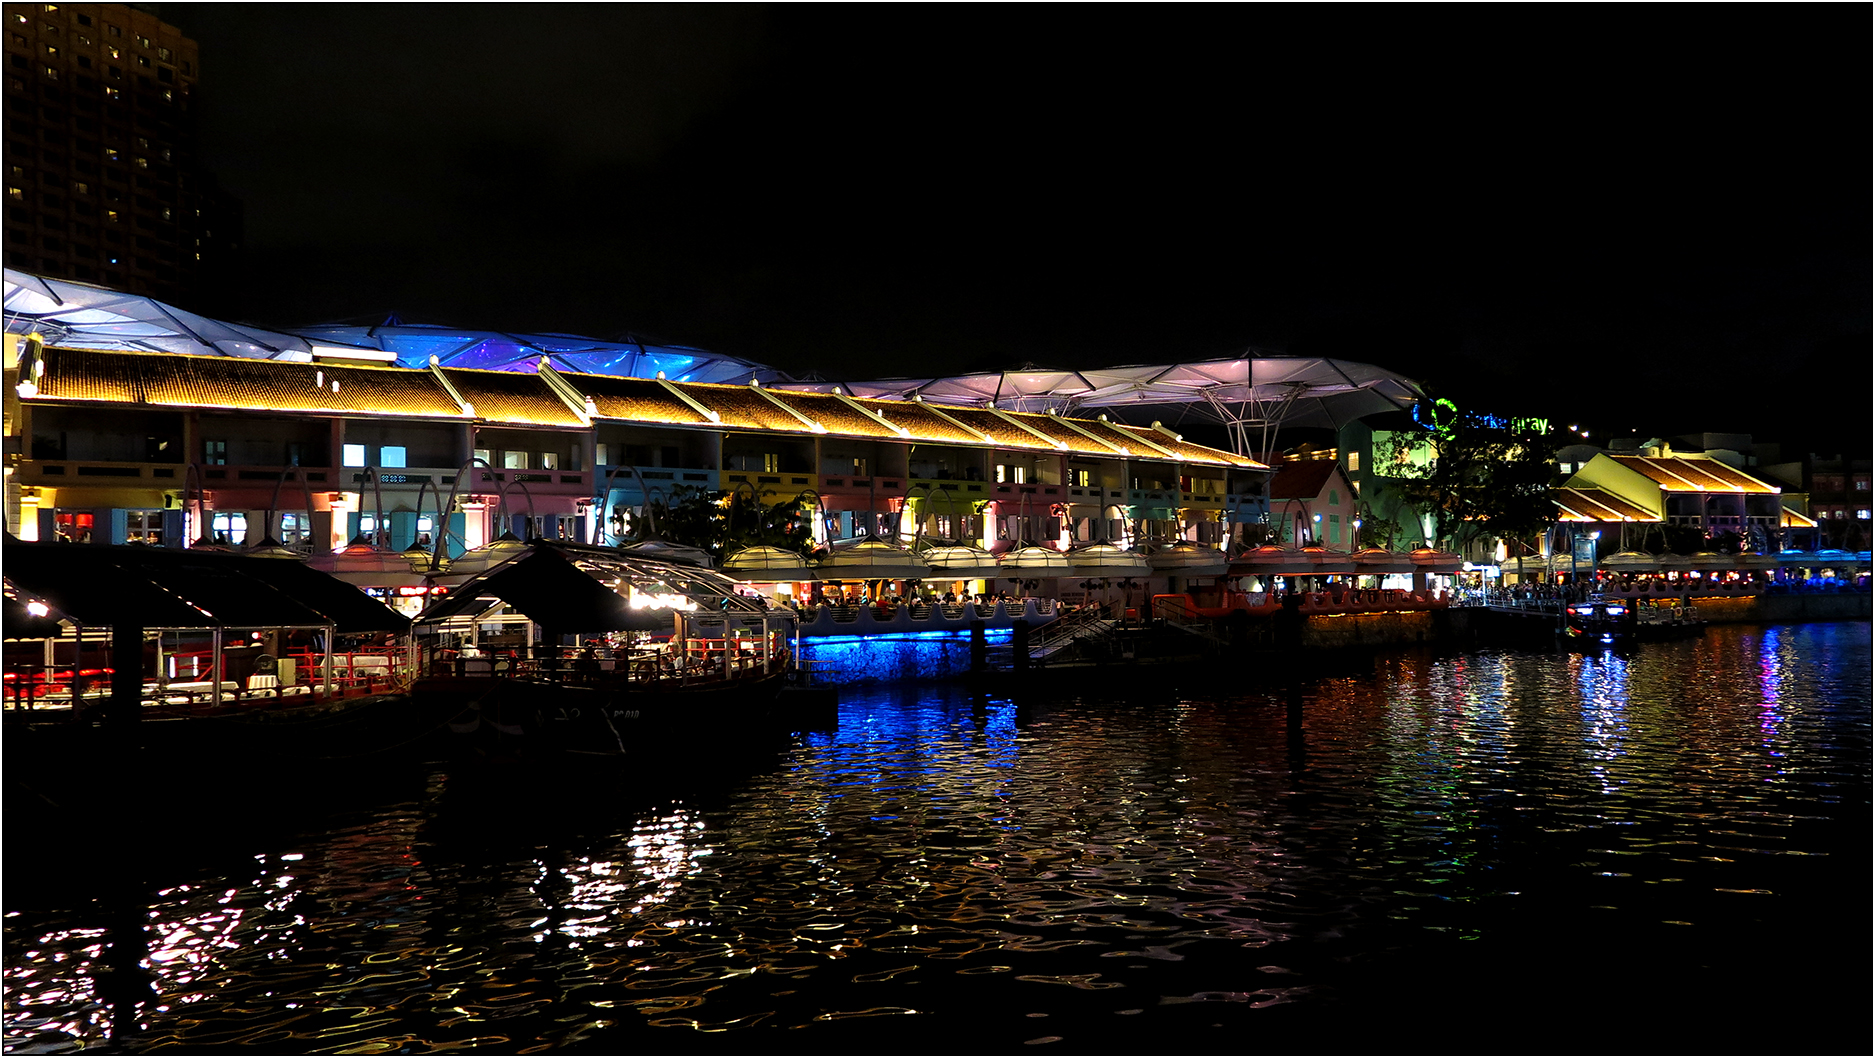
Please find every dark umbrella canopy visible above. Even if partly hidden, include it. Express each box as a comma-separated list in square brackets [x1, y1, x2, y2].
[1, 542, 407, 630]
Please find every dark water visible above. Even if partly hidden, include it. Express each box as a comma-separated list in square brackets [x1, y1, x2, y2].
[6, 623, 1870, 1054]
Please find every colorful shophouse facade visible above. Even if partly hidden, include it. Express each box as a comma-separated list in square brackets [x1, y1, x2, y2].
[3, 336, 1265, 591]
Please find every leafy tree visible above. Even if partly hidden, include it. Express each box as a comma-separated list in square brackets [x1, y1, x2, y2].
[625, 485, 814, 563]
[1376, 396, 1566, 565]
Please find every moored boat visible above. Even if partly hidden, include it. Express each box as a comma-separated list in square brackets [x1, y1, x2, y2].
[1561, 594, 1637, 649]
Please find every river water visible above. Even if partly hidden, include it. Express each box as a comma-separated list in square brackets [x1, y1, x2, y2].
[5, 623, 1869, 1054]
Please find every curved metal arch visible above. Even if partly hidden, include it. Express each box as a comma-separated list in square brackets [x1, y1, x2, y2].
[265, 465, 320, 552]
[429, 456, 501, 571]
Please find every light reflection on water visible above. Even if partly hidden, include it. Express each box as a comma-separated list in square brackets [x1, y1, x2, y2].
[4, 623, 1869, 1053]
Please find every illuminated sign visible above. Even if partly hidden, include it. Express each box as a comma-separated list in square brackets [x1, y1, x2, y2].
[1412, 398, 1550, 437]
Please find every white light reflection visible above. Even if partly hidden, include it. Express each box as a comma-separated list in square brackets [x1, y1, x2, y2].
[1573, 652, 1632, 792]
[551, 809, 711, 943]
[1756, 626, 1790, 778]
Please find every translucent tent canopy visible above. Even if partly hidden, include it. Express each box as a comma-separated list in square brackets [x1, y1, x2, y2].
[4, 271, 1422, 450]
[2, 270, 784, 384]
[771, 357, 1424, 455]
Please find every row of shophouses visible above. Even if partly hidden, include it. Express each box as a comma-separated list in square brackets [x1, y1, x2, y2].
[2, 339, 1268, 564]
[0, 334, 1839, 586]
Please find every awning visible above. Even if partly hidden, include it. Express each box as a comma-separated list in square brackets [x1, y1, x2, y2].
[812, 539, 933, 582]
[1, 542, 408, 631]
[416, 541, 781, 633]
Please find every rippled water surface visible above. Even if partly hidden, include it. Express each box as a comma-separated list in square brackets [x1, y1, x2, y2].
[6, 623, 1870, 1053]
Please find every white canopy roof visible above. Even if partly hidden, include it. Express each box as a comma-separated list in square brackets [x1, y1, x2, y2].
[773, 356, 1423, 454]
[6, 271, 1422, 451]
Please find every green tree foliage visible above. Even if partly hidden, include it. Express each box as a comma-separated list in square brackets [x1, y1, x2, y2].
[1377, 398, 1566, 556]
[625, 485, 814, 563]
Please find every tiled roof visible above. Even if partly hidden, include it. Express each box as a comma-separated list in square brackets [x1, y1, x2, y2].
[764, 390, 901, 439]
[857, 400, 995, 446]
[440, 368, 586, 427]
[35, 347, 467, 418]
[940, 408, 1061, 451]
[675, 382, 814, 432]
[1609, 455, 1779, 494]
[559, 372, 712, 425]
[1552, 487, 1659, 522]
[21, 346, 1257, 469]
[1099, 422, 1261, 468]
[1268, 460, 1339, 501]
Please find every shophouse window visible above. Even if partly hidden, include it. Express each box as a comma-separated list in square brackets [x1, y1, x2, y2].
[1328, 514, 1341, 544]
[203, 438, 227, 464]
[502, 450, 528, 469]
[1329, 489, 1339, 506]
[595, 443, 609, 465]
[211, 511, 244, 544]
[996, 464, 1026, 484]
[1347, 451, 1360, 472]
[284, 442, 309, 467]
[54, 510, 94, 542]
[279, 513, 308, 546]
[1068, 468, 1092, 487]
[342, 443, 366, 467]
[540, 452, 558, 470]
[125, 509, 163, 545]
[472, 448, 490, 466]
[380, 445, 407, 468]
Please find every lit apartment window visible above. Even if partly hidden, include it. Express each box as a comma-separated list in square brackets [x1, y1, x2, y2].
[156, 46, 169, 59]
[209, 512, 244, 544]
[72, 180, 87, 194]
[125, 509, 163, 546]
[105, 45, 116, 58]
[1347, 451, 1360, 472]
[136, 34, 149, 48]
[380, 446, 407, 468]
[135, 54, 147, 67]
[342, 443, 366, 467]
[7, 187, 22, 202]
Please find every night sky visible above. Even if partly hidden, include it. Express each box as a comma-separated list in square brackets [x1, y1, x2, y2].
[159, 5, 1869, 455]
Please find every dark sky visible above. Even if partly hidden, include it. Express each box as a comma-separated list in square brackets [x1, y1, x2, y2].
[159, 4, 1870, 456]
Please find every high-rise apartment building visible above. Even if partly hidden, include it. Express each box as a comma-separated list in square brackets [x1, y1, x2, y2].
[2, 2, 237, 308]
